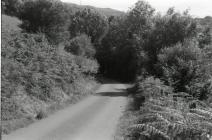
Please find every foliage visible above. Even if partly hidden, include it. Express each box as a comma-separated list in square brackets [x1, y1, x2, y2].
[129, 77, 212, 140]
[64, 34, 96, 58]
[98, 1, 155, 81]
[156, 40, 212, 100]
[1, 0, 22, 16]
[18, 0, 68, 44]
[127, 0, 155, 36]
[158, 40, 203, 92]
[98, 16, 132, 80]
[36, 109, 47, 120]
[69, 8, 107, 44]
[2, 0, 212, 136]
[201, 45, 212, 75]
[198, 27, 212, 48]
[188, 45, 212, 100]
[98, 2, 199, 82]
[1, 32, 99, 122]
[123, 3, 212, 139]
[143, 9, 197, 75]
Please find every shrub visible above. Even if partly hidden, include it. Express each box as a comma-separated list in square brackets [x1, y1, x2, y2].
[198, 27, 211, 48]
[69, 8, 107, 44]
[74, 56, 99, 75]
[130, 77, 173, 109]
[19, 0, 68, 44]
[1, 0, 22, 16]
[64, 34, 96, 58]
[132, 77, 173, 98]
[158, 40, 203, 92]
[36, 109, 47, 120]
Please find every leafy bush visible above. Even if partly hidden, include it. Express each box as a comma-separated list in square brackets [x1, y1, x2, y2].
[126, 1, 155, 35]
[131, 77, 173, 98]
[36, 109, 47, 120]
[129, 77, 173, 110]
[1, 0, 22, 16]
[74, 56, 99, 75]
[64, 34, 96, 58]
[69, 8, 107, 44]
[19, 0, 68, 43]
[1, 32, 99, 122]
[158, 40, 203, 92]
[142, 9, 197, 75]
[198, 27, 211, 48]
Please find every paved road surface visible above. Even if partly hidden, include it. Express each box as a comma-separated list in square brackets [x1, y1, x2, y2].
[3, 84, 129, 140]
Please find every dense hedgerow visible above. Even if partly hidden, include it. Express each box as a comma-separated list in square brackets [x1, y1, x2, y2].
[1, 31, 99, 122]
[119, 2, 212, 140]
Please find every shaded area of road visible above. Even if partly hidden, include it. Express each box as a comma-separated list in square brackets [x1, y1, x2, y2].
[3, 84, 130, 140]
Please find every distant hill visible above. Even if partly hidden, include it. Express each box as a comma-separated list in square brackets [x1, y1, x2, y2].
[196, 16, 212, 39]
[64, 2, 125, 17]
[197, 16, 212, 27]
[196, 16, 212, 30]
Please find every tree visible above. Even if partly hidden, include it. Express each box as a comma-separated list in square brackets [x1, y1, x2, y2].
[97, 1, 155, 81]
[69, 8, 107, 45]
[143, 8, 198, 75]
[64, 34, 96, 58]
[19, 0, 68, 44]
[1, 0, 22, 16]
[126, 1, 155, 36]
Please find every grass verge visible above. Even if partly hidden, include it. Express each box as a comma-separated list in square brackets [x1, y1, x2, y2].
[114, 98, 139, 140]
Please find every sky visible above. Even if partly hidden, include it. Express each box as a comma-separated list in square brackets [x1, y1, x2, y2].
[61, 0, 212, 18]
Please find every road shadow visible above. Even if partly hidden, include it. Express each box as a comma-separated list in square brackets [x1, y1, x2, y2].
[114, 88, 126, 92]
[95, 91, 128, 97]
[96, 76, 121, 84]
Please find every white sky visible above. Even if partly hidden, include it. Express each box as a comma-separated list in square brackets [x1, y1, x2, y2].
[61, 0, 212, 17]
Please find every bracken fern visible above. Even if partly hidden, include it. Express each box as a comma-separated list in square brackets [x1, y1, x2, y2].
[130, 77, 212, 140]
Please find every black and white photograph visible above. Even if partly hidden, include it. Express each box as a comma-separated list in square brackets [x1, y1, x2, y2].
[1, 0, 212, 139]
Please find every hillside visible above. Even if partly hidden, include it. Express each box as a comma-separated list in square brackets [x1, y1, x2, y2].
[1, 14, 99, 134]
[197, 16, 212, 28]
[64, 2, 125, 17]
[196, 16, 212, 35]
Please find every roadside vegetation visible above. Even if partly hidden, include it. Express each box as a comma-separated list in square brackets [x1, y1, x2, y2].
[1, 0, 212, 139]
[1, 0, 100, 134]
[111, 1, 212, 140]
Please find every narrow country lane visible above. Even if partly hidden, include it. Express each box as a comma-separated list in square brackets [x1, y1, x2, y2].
[3, 84, 130, 140]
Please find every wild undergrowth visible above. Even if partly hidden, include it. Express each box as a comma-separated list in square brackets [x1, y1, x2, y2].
[127, 77, 212, 140]
[1, 14, 99, 134]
